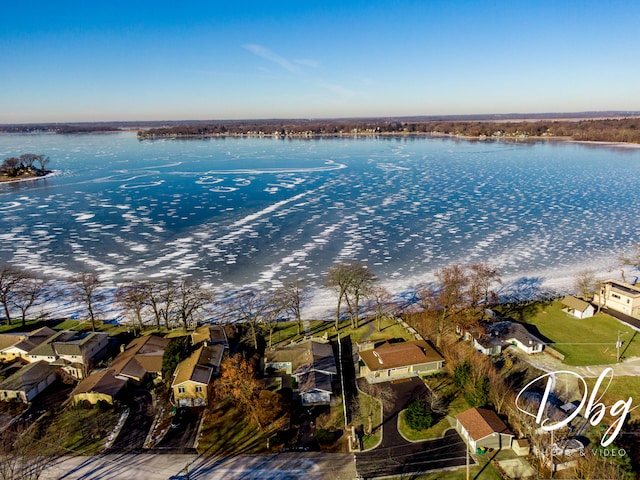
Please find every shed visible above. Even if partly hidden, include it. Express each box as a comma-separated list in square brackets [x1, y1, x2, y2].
[561, 296, 595, 319]
[456, 407, 514, 452]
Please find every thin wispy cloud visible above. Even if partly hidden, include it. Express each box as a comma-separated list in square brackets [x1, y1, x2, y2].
[243, 44, 300, 73]
[244, 44, 356, 100]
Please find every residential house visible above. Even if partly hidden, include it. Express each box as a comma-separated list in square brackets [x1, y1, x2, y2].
[0, 326, 56, 363]
[456, 407, 514, 452]
[108, 334, 170, 383]
[264, 340, 337, 405]
[27, 330, 110, 380]
[172, 344, 225, 407]
[594, 279, 640, 317]
[191, 324, 229, 349]
[561, 296, 595, 319]
[70, 369, 127, 406]
[358, 339, 444, 384]
[464, 331, 503, 356]
[0, 361, 58, 403]
[487, 321, 545, 354]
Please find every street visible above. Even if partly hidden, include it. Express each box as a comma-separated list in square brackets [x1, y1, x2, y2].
[41, 452, 357, 480]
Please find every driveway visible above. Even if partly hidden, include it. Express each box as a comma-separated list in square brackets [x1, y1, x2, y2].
[154, 407, 201, 453]
[106, 390, 154, 453]
[356, 377, 471, 478]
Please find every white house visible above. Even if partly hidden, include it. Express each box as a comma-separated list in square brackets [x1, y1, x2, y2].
[487, 321, 545, 355]
[561, 296, 595, 319]
[0, 361, 58, 403]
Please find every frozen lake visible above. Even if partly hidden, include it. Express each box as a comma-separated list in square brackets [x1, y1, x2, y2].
[1, 132, 639, 315]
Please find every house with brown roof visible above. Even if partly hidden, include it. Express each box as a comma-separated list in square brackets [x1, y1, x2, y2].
[27, 330, 109, 380]
[456, 407, 514, 452]
[264, 339, 337, 405]
[108, 334, 170, 383]
[358, 339, 444, 384]
[70, 369, 127, 406]
[0, 361, 58, 404]
[0, 326, 57, 363]
[561, 295, 595, 319]
[171, 344, 225, 407]
[594, 279, 640, 318]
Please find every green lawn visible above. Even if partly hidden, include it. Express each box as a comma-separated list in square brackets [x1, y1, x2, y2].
[583, 374, 640, 422]
[44, 406, 121, 455]
[512, 300, 640, 365]
[197, 400, 274, 455]
[354, 387, 383, 450]
[398, 392, 471, 441]
[272, 317, 413, 347]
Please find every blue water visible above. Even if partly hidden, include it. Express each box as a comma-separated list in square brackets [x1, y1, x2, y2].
[1, 132, 639, 309]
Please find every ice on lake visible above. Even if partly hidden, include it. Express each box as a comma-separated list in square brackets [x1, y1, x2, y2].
[1, 133, 640, 316]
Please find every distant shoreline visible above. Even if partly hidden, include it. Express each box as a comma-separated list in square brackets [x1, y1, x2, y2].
[0, 170, 57, 184]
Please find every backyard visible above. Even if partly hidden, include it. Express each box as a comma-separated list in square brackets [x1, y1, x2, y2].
[506, 299, 640, 366]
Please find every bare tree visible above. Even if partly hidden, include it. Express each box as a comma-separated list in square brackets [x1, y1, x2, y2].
[326, 262, 377, 329]
[0, 422, 59, 480]
[573, 268, 597, 301]
[70, 272, 104, 331]
[231, 289, 267, 350]
[0, 264, 24, 325]
[277, 277, 307, 335]
[370, 286, 394, 331]
[468, 262, 501, 321]
[10, 273, 46, 327]
[262, 291, 286, 348]
[357, 383, 395, 435]
[115, 280, 149, 333]
[174, 278, 211, 331]
[419, 265, 468, 348]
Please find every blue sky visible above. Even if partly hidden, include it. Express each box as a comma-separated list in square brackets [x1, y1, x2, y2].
[1, 0, 639, 123]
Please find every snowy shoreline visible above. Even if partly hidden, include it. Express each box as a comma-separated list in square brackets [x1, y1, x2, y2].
[26, 257, 630, 324]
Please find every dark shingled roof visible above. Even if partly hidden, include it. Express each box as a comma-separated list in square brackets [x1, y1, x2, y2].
[71, 369, 127, 399]
[0, 361, 56, 392]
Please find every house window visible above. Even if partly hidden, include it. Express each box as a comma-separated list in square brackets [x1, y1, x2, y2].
[612, 293, 621, 300]
[178, 386, 186, 394]
[195, 386, 203, 393]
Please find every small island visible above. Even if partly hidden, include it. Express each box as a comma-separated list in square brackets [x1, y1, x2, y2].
[0, 153, 52, 183]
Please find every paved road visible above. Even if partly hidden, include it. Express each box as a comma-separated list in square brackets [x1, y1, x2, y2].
[41, 452, 356, 479]
[356, 377, 471, 478]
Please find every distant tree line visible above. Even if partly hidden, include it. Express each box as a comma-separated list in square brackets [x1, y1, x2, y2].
[0, 154, 51, 179]
[136, 117, 640, 143]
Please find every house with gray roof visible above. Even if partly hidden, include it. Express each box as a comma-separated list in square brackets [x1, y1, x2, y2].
[487, 321, 545, 354]
[265, 340, 337, 405]
[0, 326, 56, 363]
[27, 330, 109, 380]
[0, 361, 58, 403]
[172, 344, 225, 407]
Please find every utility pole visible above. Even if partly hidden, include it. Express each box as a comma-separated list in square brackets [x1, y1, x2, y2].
[466, 440, 470, 480]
